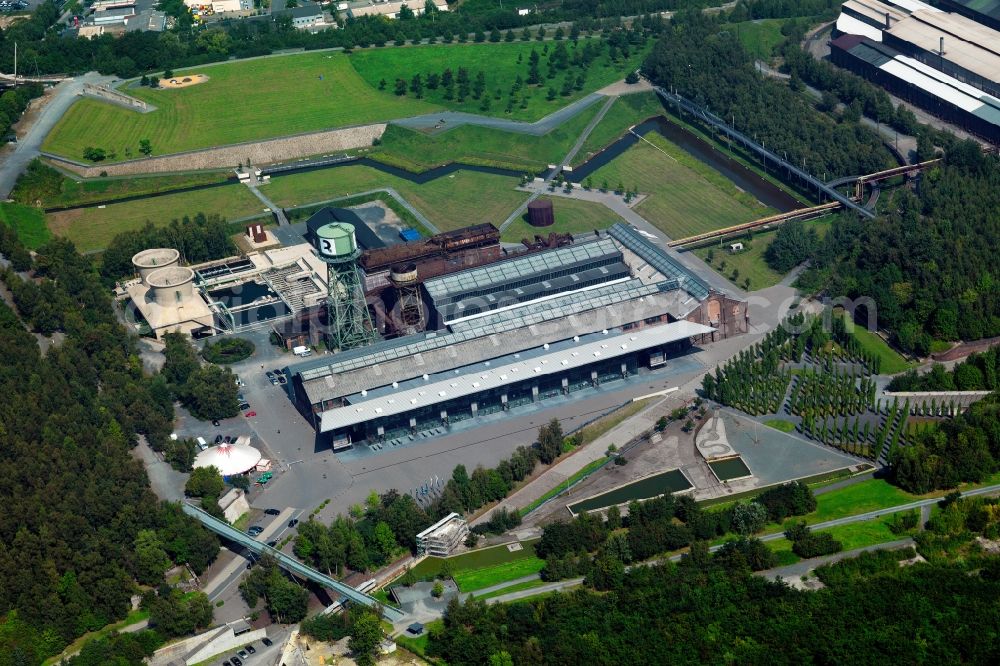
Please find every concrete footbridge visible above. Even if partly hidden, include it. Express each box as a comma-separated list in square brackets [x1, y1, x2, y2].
[181, 503, 406, 621]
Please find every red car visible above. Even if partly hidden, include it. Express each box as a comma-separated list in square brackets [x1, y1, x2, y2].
[245, 411, 257, 418]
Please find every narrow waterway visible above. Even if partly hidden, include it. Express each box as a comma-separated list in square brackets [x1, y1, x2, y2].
[51, 115, 803, 215]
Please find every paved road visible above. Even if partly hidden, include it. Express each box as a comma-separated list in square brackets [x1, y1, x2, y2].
[394, 93, 604, 136]
[484, 578, 582, 605]
[0, 72, 114, 198]
[755, 538, 914, 579]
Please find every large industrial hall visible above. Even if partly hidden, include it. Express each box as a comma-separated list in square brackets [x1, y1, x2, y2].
[289, 221, 748, 451]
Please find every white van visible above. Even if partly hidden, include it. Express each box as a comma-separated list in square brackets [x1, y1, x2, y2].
[293, 345, 312, 357]
[196, 436, 208, 451]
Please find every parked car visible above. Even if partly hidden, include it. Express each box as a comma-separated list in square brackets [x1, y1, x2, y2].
[237, 649, 248, 659]
[237, 393, 245, 402]
[245, 411, 257, 417]
[277, 376, 287, 385]
[272, 368, 284, 376]
[223, 435, 232, 444]
[247, 526, 263, 536]
[266, 540, 277, 547]
[270, 378, 280, 386]
[239, 402, 250, 411]
[215, 434, 223, 444]
[223, 661, 232, 666]
[212, 419, 220, 427]
[264, 508, 280, 515]
[288, 519, 299, 528]
[231, 657, 243, 666]
[245, 645, 256, 654]
[261, 637, 273, 647]
[265, 371, 275, 380]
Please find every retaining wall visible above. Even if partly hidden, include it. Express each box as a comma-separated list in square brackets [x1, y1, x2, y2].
[44, 123, 386, 177]
[82, 83, 151, 112]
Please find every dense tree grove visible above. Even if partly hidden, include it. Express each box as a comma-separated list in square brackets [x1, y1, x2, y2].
[642, 13, 894, 180]
[763, 219, 819, 272]
[239, 556, 309, 624]
[802, 147, 1000, 353]
[891, 392, 1000, 493]
[161, 333, 240, 423]
[0, 225, 217, 664]
[889, 346, 1000, 392]
[99, 215, 236, 282]
[429, 544, 1000, 664]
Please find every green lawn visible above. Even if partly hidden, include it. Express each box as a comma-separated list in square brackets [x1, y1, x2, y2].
[453, 557, 546, 592]
[43, 52, 440, 162]
[47, 183, 266, 252]
[42, 609, 150, 666]
[265, 166, 527, 232]
[394, 619, 443, 659]
[574, 92, 665, 164]
[500, 195, 622, 242]
[764, 419, 796, 433]
[350, 41, 648, 122]
[409, 539, 541, 580]
[590, 131, 772, 240]
[694, 235, 784, 291]
[25, 170, 231, 209]
[836, 311, 914, 375]
[0, 202, 50, 249]
[371, 100, 605, 173]
[471, 578, 550, 601]
[728, 20, 788, 61]
[763, 516, 914, 565]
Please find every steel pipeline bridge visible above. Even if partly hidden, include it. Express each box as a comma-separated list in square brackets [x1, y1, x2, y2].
[181, 503, 406, 622]
[652, 86, 877, 219]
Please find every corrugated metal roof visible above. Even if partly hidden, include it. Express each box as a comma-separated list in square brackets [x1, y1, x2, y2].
[319, 320, 714, 433]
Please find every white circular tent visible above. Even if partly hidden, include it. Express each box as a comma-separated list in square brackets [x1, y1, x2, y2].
[194, 441, 262, 477]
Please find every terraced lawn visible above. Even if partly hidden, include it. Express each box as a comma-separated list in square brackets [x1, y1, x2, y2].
[409, 539, 541, 580]
[590, 131, 772, 239]
[453, 557, 546, 592]
[43, 52, 439, 162]
[265, 166, 527, 232]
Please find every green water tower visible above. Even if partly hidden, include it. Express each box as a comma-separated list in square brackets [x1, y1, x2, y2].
[313, 222, 375, 351]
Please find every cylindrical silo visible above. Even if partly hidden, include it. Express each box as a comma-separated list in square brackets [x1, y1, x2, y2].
[527, 199, 555, 227]
[132, 248, 180, 286]
[146, 266, 196, 307]
[314, 222, 358, 260]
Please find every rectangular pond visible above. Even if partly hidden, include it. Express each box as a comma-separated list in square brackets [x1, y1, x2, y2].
[709, 456, 753, 482]
[568, 468, 692, 515]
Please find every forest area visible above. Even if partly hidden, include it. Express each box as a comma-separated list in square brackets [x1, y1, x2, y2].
[428, 493, 1000, 665]
[0, 224, 219, 665]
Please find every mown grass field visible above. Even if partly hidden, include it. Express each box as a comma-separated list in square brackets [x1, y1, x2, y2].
[43, 52, 440, 162]
[264, 165, 527, 232]
[370, 99, 604, 173]
[409, 539, 541, 580]
[38, 171, 231, 209]
[500, 195, 621, 243]
[46, 184, 265, 253]
[574, 92, 665, 164]
[728, 19, 788, 61]
[453, 557, 547, 592]
[0, 202, 50, 249]
[694, 234, 785, 291]
[351, 40, 648, 122]
[836, 310, 914, 374]
[590, 131, 772, 240]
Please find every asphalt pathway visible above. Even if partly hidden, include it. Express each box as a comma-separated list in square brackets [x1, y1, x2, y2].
[0, 72, 114, 198]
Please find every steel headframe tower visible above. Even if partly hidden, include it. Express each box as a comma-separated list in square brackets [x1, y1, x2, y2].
[314, 222, 376, 351]
[389, 262, 424, 335]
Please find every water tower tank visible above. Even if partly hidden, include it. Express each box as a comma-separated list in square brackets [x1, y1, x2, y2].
[527, 199, 555, 227]
[389, 262, 419, 285]
[315, 222, 358, 260]
[132, 248, 180, 285]
[146, 266, 196, 307]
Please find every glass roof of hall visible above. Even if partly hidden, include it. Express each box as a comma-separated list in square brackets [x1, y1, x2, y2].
[296, 278, 669, 381]
[607, 223, 711, 300]
[423, 237, 621, 300]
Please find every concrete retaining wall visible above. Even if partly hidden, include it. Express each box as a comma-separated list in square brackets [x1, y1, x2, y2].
[185, 627, 266, 665]
[82, 83, 151, 112]
[44, 123, 386, 177]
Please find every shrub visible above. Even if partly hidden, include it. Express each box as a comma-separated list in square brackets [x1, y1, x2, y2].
[201, 337, 255, 364]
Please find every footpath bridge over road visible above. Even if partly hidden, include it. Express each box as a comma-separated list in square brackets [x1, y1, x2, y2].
[182, 503, 406, 622]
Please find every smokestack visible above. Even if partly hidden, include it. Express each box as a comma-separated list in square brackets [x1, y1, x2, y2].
[885, 11, 890, 28]
[940, 36, 945, 55]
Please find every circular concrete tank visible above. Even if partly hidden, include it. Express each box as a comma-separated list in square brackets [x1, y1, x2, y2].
[132, 248, 180, 285]
[527, 199, 555, 227]
[146, 266, 196, 307]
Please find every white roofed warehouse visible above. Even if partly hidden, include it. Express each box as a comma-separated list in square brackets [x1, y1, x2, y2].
[288, 223, 748, 452]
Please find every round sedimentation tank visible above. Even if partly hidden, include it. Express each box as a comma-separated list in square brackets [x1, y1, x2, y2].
[527, 199, 555, 227]
[315, 222, 358, 260]
[132, 248, 180, 285]
[389, 263, 419, 285]
[146, 266, 196, 307]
